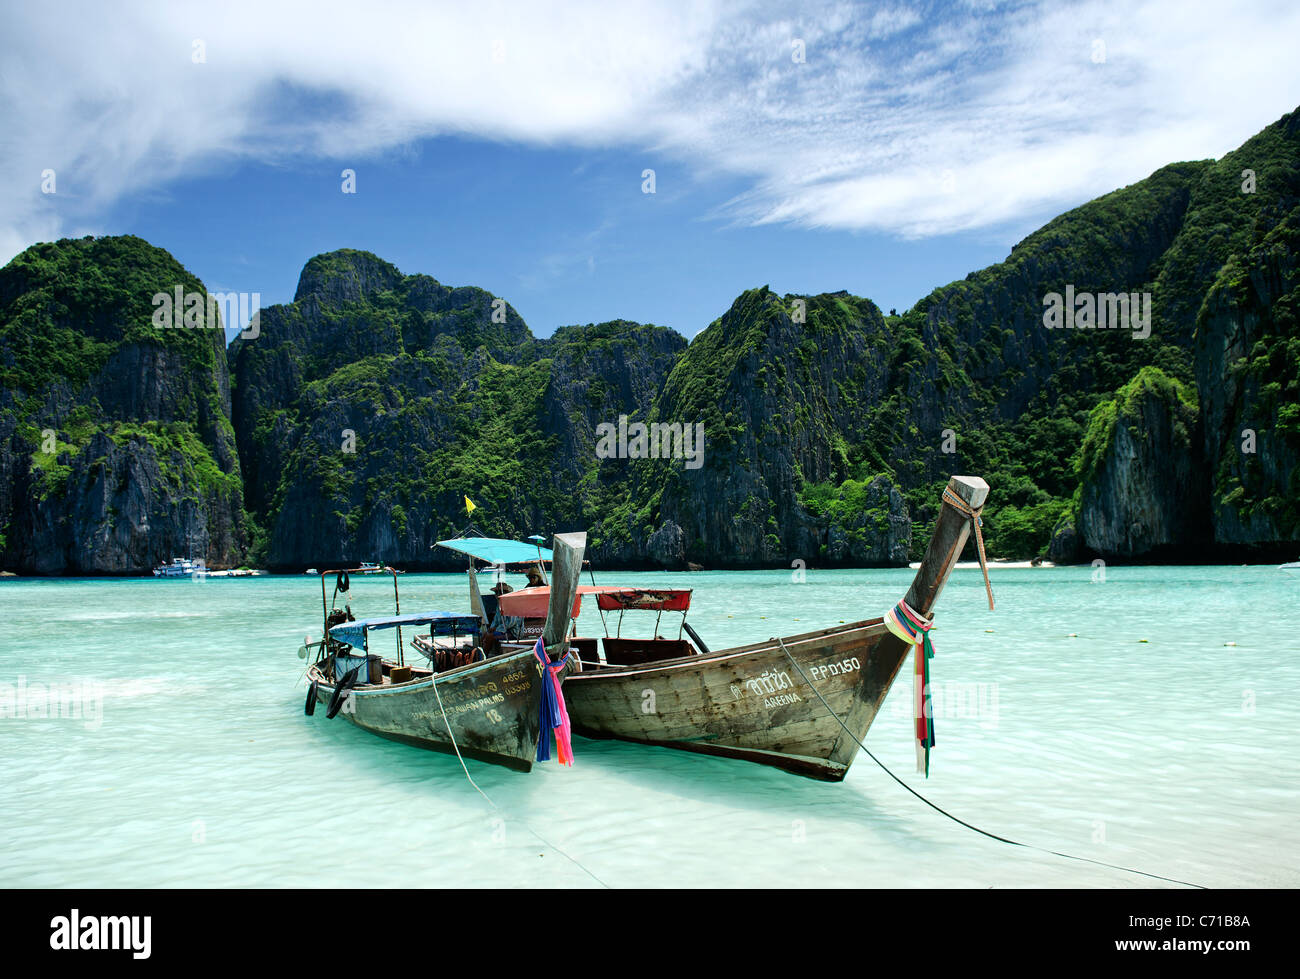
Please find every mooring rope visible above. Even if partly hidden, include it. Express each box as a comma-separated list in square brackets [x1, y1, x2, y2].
[588, 564, 610, 637]
[774, 636, 1207, 889]
[430, 666, 611, 889]
[430, 673, 496, 807]
[941, 486, 995, 611]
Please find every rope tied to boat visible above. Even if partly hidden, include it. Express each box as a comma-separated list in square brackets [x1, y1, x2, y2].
[885, 600, 937, 777]
[533, 637, 574, 765]
[429, 657, 608, 887]
[941, 485, 994, 611]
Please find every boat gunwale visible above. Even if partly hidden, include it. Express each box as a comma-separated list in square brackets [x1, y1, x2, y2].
[565, 615, 887, 681]
[308, 642, 546, 697]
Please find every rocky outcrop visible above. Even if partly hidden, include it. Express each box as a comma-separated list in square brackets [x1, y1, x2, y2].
[1189, 112, 1300, 549]
[823, 477, 911, 565]
[646, 520, 687, 568]
[1075, 368, 1206, 558]
[1046, 511, 1080, 564]
[293, 249, 403, 305]
[11, 431, 242, 573]
[539, 320, 689, 492]
[229, 252, 687, 569]
[643, 288, 911, 567]
[0, 236, 246, 574]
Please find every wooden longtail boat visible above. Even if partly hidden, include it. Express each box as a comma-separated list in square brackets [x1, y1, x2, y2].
[301, 532, 587, 772]
[561, 475, 991, 781]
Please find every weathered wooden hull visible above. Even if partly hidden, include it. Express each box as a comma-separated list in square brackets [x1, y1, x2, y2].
[565, 619, 908, 781]
[565, 475, 991, 780]
[310, 647, 572, 773]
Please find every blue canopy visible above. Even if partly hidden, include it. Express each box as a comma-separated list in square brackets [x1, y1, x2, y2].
[330, 611, 481, 649]
[436, 537, 553, 566]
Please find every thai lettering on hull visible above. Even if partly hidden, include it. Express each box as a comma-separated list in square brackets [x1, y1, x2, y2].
[746, 670, 793, 695]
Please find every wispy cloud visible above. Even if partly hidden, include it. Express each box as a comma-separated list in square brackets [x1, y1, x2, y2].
[3, 0, 1298, 260]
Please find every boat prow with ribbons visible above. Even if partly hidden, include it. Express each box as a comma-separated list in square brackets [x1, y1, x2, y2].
[562, 475, 993, 781]
[300, 533, 587, 772]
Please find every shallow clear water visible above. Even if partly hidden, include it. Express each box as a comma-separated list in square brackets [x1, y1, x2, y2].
[2, 565, 1297, 888]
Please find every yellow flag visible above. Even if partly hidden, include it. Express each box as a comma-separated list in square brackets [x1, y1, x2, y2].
[464, 496, 476, 515]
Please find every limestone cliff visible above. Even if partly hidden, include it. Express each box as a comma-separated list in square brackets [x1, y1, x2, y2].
[0, 236, 246, 573]
[228, 252, 686, 569]
[1074, 368, 1206, 558]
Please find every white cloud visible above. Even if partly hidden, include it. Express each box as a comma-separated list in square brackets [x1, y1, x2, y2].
[2, 0, 1298, 261]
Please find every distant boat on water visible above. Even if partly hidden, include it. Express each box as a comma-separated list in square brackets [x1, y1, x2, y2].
[153, 560, 266, 578]
[152, 557, 204, 577]
[304, 562, 394, 575]
[1281, 559, 1300, 574]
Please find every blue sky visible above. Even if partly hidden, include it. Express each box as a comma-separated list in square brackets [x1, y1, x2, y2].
[5, 1, 1299, 339]
[104, 140, 1011, 337]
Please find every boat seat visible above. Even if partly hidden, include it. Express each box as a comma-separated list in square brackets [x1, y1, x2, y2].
[432, 646, 486, 674]
[569, 636, 600, 665]
[602, 638, 693, 666]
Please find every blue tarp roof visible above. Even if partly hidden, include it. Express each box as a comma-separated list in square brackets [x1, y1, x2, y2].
[329, 611, 482, 649]
[436, 537, 552, 565]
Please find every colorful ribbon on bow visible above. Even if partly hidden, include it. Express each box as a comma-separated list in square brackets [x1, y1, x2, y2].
[885, 599, 936, 777]
[533, 636, 574, 766]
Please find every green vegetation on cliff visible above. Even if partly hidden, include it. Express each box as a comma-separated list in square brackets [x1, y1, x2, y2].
[6, 108, 1300, 572]
[231, 104, 1300, 569]
[1078, 367, 1197, 486]
[0, 235, 222, 396]
[231, 251, 687, 567]
[0, 235, 247, 573]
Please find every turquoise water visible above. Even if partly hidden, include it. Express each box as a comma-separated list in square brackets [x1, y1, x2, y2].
[2, 565, 1297, 888]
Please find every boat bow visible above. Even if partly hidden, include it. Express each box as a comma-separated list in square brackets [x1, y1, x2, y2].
[563, 474, 993, 781]
[825, 474, 990, 774]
